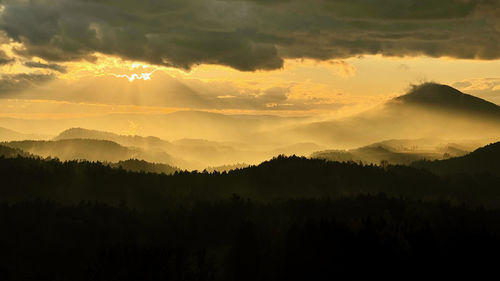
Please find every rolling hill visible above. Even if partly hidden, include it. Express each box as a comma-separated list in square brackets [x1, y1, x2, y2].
[4, 139, 178, 164]
[0, 110, 308, 144]
[412, 142, 500, 176]
[310, 138, 474, 165]
[53, 128, 325, 169]
[110, 159, 180, 175]
[2, 83, 498, 167]
[0, 144, 31, 158]
[53, 127, 173, 150]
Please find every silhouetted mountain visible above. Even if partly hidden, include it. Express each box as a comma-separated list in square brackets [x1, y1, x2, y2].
[392, 83, 500, 117]
[6, 139, 133, 162]
[4, 139, 177, 164]
[54, 128, 256, 169]
[2, 143, 500, 280]
[2, 151, 500, 208]
[0, 110, 308, 144]
[53, 127, 324, 169]
[54, 127, 173, 150]
[6, 83, 499, 166]
[293, 83, 500, 147]
[311, 138, 473, 165]
[413, 142, 500, 176]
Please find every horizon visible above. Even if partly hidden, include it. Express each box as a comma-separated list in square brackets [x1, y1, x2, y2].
[1, 1, 500, 152]
[3, 1, 500, 279]
[1, 0, 500, 123]
[1, 81, 500, 170]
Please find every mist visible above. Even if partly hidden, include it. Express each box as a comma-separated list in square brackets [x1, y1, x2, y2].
[0, 83, 498, 171]
[3, 0, 500, 278]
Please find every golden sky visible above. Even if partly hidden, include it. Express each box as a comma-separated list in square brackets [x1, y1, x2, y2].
[0, 0, 499, 120]
[1, 51, 499, 120]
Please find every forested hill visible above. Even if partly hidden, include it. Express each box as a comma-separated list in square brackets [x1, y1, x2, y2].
[0, 145, 31, 158]
[3, 147, 500, 280]
[412, 142, 500, 176]
[110, 159, 180, 175]
[1, 154, 499, 209]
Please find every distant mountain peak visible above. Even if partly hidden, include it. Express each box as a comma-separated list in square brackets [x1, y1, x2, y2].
[396, 83, 466, 102]
[391, 82, 500, 116]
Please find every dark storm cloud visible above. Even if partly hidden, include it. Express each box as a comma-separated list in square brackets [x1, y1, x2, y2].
[24, 61, 67, 73]
[0, 0, 498, 71]
[0, 73, 55, 95]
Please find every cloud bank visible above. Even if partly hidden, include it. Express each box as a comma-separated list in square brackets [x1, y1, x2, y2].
[0, 0, 499, 71]
[23, 61, 67, 73]
[0, 73, 54, 95]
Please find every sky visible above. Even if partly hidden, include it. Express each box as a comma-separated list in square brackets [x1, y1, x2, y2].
[0, 0, 500, 121]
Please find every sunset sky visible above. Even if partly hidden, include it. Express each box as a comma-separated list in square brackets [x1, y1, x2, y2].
[0, 0, 499, 121]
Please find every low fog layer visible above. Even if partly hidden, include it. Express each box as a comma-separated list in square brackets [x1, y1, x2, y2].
[1, 83, 499, 170]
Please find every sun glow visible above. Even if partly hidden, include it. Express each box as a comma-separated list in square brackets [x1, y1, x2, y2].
[113, 71, 156, 82]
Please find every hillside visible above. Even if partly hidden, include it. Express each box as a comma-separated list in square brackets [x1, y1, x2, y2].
[2, 146, 500, 280]
[54, 128, 324, 169]
[412, 142, 500, 176]
[110, 159, 180, 175]
[1, 149, 500, 208]
[0, 144, 31, 158]
[54, 127, 172, 150]
[4, 139, 178, 164]
[311, 138, 473, 165]
[393, 83, 500, 117]
[0, 110, 307, 144]
[292, 83, 500, 147]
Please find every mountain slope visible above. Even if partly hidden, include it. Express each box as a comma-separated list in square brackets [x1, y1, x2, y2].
[4, 139, 177, 164]
[54, 127, 173, 150]
[310, 138, 474, 165]
[0, 144, 31, 158]
[53, 128, 257, 168]
[110, 159, 180, 175]
[292, 83, 500, 147]
[392, 83, 500, 117]
[412, 142, 500, 176]
[53, 127, 325, 169]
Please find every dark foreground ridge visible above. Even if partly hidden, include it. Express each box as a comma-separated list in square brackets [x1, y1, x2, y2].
[2, 147, 500, 208]
[413, 141, 500, 176]
[2, 196, 500, 280]
[1, 144, 500, 280]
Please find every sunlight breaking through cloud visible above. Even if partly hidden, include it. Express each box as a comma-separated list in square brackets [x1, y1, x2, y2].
[113, 70, 156, 82]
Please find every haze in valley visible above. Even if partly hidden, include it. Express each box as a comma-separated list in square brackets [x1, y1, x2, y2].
[0, 0, 499, 170]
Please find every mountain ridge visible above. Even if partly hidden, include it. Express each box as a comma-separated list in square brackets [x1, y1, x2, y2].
[412, 142, 500, 176]
[391, 83, 500, 117]
[292, 83, 500, 147]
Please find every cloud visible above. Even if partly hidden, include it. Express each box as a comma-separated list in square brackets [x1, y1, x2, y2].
[0, 0, 498, 71]
[0, 73, 55, 95]
[329, 60, 356, 78]
[452, 78, 500, 92]
[24, 61, 67, 73]
[3, 70, 350, 112]
[0, 50, 14, 65]
[452, 78, 500, 104]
